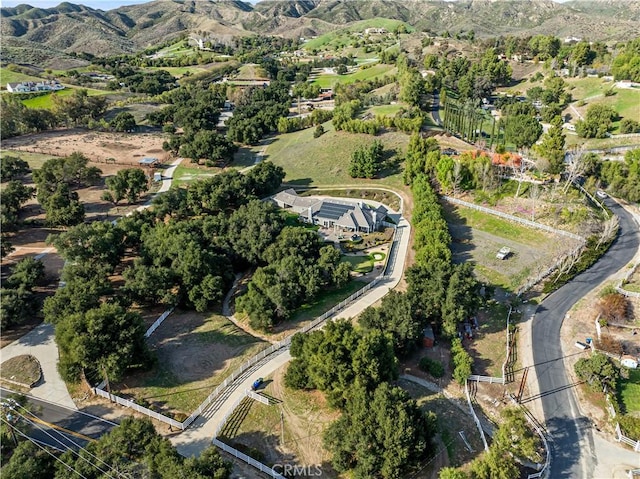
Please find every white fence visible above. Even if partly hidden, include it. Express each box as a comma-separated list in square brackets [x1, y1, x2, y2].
[246, 389, 269, 405]
[93, 387, 184, 429]
[468, 375, 505, 385]
[616, 423, 640, 452]
[442, 196, 585, 241]
[617, 262, 640, 298]
[145, 307, 175, 338]
[213, 439, 286, 479]
[465, 380, 489, 451]
[501, 306, 513, 381]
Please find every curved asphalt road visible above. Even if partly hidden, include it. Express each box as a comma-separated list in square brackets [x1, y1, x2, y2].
[532, 198, 639, 478]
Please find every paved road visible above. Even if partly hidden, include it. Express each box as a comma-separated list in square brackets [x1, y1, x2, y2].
[1, 387, 117, 451]
[172, 217, 412, 457]
[531, 198, 640, 478]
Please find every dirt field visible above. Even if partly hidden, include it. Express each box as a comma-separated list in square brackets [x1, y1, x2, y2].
[2, 128, 169, 165]
[219, 363, 340, 476]
[114, 311, 267, 417]
[444, 202, 582, 293]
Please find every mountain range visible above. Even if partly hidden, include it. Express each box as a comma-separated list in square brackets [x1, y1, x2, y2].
[2, 0, 640, 67]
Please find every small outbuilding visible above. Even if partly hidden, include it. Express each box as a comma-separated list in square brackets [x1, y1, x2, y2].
[422, 326, 435, 348]
[139, 157, 159, 167]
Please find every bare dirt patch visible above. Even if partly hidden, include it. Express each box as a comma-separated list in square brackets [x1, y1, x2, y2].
[219, 363, 340, 476]
[2, 128, 169, 165]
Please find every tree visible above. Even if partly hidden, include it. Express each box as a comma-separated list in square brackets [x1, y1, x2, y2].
[1, 441, 56, 479]
[504, 114, 542, 149]
[180, 130, 237, 167]
[104, 168, 149, 205]
[41, 183, 85, 227]
[534, 117, 565, 174]
[5, 257, 45, 290]
[359, 291, 422, 356]
[349, 140, 383, 178]
[323, 382, 435, 479]
[34, 153, 101, 204]
[576, 103, 618, 139]
[1, 155, 30, 181]
[314, 124, 325, 138]
[1, 181, 35, 230]
[47, 221, 126, 269]
[451, 338, 473, 385]
[574, 352, 618, 392]
[620, 118, 640, 134]
[110, 111, 137, 132]
[245, 161, 285, 198]
[56, 302, 152, 382]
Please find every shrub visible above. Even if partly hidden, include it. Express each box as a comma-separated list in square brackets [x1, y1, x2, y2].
[619, 416, 640, 440]
[597, 292, 629, 324]
[419, 357, 445, 378]
[314, 124, 325, 138]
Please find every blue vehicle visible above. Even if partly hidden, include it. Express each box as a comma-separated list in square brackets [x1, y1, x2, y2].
[251, 378, 263, 391]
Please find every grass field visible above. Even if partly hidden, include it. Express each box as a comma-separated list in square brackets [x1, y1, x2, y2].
[312, 64, 397, 89]
[21, 86, 111, 109]
[256, 121, 408, 188]
[342, 254, 374, 273]
[172, 163, 221, 186]
[0, 355, 41, 387]
[365, 103, 406, 117]
[618, 368, 640, 414]
[289, 280, 369, 324]
[0, 67, 44, 87]
[117, 313, 267, 414]
[236, 63, 268, 79]
[303, 18, 412, 51]
[0, 149, 54, 169]
[144, 66, 206, 77]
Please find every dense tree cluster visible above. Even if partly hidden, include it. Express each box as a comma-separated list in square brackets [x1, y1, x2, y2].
[611, 38, 640, 82]
[1, 180, 35, 232]
[1, 96, 57, 139]
[226, 81, 291, 145]
[574, 352, 618, 392]
[433, 48, 512, 101]
[596, 149, 640, 202]
[349, 140, 383, 178]
[237, 227, 350, 330]
[2, 417, 232, 479]
[0, 258, 45, 328]
[33, 153, 101, 227]
[277, 109, 333, 134]
[52, 89, 107, 127]
[576, 103, 618, 139]
[109, 66, 177, 95]
[285, 319, 435, 478]
[102, 167, 149, 205]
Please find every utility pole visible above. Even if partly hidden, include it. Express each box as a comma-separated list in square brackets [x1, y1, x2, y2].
[280, 408, 285, 446]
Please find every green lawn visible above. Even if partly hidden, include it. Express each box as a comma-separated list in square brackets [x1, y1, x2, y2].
[366, 103, 406, 117]
[252, 121, 408, 188]
[236, 64, 268, 79]
[0, 149, 54, 169]
[618, 369, 640, 414]
[342, 254, 374, 273]
[312, 64, 397, 89]
[0, 67, 44, 87]
[566, 77, 610, 100]
[21, 86, 111, 109]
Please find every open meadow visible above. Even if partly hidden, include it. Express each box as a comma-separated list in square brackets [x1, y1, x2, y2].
[312, 63, 397, 89]
[115, 312, 268, 417]
[255, 121, 409, 188]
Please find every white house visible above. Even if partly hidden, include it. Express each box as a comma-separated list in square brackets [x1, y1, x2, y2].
[6, 80, 64, 93]
[271, 189, 389, 233]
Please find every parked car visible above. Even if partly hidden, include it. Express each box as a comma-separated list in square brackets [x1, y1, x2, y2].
[496, 246, 511, 260]
[251, 378, 263, 391]
[596, 190, 608, 199]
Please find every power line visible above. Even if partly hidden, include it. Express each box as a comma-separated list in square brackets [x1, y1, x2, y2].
[1, 417, 89, 479]
[11, 407, 120, 479]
